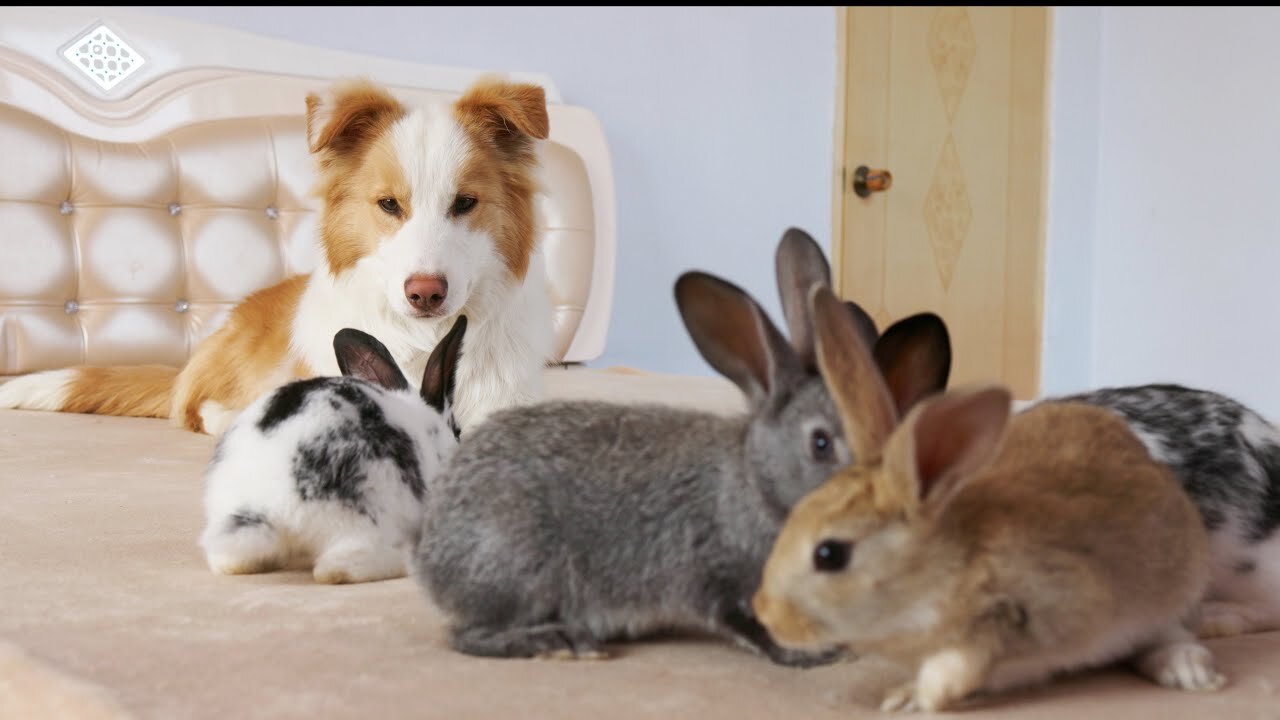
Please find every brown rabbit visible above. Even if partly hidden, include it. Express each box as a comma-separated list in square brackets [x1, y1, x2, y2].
[752, 285, 1225, 713]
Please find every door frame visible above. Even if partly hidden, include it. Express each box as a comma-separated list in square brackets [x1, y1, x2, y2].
[830, 6, 852, 296]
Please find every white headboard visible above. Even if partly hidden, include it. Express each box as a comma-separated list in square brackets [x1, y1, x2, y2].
[0, 6, 616, 371]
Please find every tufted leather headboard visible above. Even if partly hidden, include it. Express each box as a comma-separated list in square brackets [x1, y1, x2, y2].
[0, 7, 616, 375]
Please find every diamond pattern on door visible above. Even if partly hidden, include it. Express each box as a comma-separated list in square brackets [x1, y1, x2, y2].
[927, 7, 977, 123]
[923, 136, 971, 291]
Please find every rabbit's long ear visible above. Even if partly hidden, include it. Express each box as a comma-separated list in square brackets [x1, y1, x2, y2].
[874, 313, 952, 417]
[811, 285, 896, 462]
[845, 301, 879, 354]
[775, 228, 832, 369]
[333, 329, 410, 391]
[883, 385, 1010, 515]
[676, 271, 799, 407]
[421, 315, 467, 414]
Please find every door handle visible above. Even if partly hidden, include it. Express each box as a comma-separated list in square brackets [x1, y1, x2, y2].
[852, 166, 892, 198]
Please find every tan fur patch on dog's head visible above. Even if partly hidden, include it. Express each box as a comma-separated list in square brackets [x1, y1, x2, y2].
[453, 78, 550, 280]
[307, 79, 408, 274]
[306, 79, 405, 160]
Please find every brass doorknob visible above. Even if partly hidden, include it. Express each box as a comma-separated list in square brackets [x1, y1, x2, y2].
[852, 166, 892, 198]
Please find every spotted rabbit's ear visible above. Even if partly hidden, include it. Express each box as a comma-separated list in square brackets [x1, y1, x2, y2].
[421, 316, 467, 415]
[333, 328, 409, 392]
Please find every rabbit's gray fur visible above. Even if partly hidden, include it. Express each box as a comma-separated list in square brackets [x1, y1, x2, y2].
[413, 228, 951, 664]
[421, 397, 835, 662]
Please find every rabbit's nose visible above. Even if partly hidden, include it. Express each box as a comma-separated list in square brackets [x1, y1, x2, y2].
[753, 590, 818, 646]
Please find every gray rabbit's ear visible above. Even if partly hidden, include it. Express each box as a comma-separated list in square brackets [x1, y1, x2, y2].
[676, 271, 799, 406]
[775, 227, 832, 368]
[844, 300, 879, 354]
[421, 315, 467, 414]
[333, 328, 410, 391]
[873, 313, 952, 417]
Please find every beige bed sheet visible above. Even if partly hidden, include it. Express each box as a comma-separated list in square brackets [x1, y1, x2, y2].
[1, 366, 1277, 720]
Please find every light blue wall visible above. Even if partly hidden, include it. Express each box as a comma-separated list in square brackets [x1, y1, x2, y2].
[136, 6, 839, 378]
[1088, 7, 1280, 418]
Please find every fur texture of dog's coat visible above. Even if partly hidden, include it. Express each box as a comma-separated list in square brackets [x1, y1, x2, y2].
[0, 78, 553, 435]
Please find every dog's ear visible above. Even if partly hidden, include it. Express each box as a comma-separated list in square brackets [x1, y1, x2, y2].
[306, 79, 405, 162]
[454, 77, 550, 159]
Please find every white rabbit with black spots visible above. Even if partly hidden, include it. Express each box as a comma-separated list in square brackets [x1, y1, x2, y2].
[200, 316, 466, 584]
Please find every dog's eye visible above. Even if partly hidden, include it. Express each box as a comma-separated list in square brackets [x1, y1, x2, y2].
[451, 195, 477, 216]
[378, 198, 400, 216]
[813, 540, 852, 573]
[811, 428, 835, 462]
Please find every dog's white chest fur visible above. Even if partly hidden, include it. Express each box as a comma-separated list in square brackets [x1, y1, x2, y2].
[291, 252, 552, 432]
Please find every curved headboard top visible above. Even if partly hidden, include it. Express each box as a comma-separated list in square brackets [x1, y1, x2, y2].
[0, 7, 616, 371]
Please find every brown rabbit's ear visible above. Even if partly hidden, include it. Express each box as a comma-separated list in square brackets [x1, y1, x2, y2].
[874, 313, 951, 417]
[884, 385, 1011, 513]
[811, 285, 897, 461]
[676, 271, 799, 406]
[775, 227, 832, 368]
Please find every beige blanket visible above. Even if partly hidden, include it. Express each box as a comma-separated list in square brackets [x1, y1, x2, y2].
[1, 367, 1277, 719]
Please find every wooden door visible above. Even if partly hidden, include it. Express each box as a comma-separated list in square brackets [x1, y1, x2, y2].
[832, 7, 1049, 398]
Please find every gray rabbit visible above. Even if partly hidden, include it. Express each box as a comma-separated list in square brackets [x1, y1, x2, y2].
[412, 228, 951, 664]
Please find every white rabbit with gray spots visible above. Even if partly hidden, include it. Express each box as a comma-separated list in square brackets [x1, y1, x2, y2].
[1054, 384, 1280, 638]
[199, 316, 466, 584]
[413, 228, 953, 664]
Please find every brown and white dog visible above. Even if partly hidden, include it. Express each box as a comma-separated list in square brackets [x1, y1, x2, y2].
[0, 77, 554, 435]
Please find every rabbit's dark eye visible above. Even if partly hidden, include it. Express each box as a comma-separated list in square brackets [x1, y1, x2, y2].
[450, 195, 477, 216]
[813, 540, 852, 572]
[378, 198, 401, 216]
[811, 428, 835, 462]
